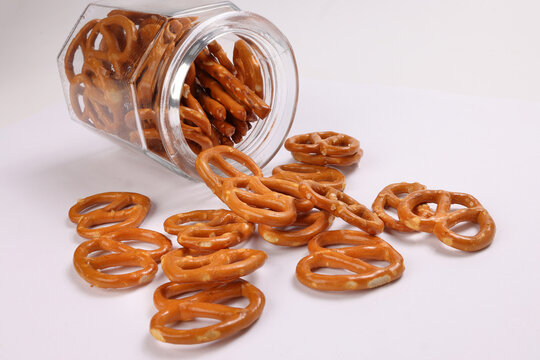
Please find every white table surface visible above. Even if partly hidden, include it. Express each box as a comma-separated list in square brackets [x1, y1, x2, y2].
[1, 78, 539, 359]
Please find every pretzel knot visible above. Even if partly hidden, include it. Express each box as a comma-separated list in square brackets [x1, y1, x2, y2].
[258, 211, 334, 247]
[195, 146, 263, 198]
[73, 228, 172, 288]
[221, 176, 297, 227]
[163, 209, 254, 252]
[296, 230, 405, 291]
[397, 190, 495, 251]
[161, 248, 267, 283]
[372, 182, 434, 232]
[272, 163, 346, 190]
[285, 132, 363, 166]
[150, 279, 265, 344]
[69, 192, 151, 239]
[299, 180, 384, 235]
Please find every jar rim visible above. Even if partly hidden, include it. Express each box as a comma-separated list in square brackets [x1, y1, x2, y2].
[157, 10, 299, 180]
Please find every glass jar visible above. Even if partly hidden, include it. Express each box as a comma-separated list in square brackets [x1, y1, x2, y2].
[57, 0, 298, 179]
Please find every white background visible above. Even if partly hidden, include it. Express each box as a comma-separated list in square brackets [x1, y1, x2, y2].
[1, 1, 540, 359]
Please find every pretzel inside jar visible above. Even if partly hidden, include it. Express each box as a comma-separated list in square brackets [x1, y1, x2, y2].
[63, 10, 272, 159]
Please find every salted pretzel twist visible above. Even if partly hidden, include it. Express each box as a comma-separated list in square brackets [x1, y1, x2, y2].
[150, 279, 265, 344]
[258, 211, 334, 247]
[161, 248, 267, 283]
[298, 181, 384, 235]
[195, 145, 263, 197]
[296, 230, 405, 291]
[397, 189, 495, 251]
[372, 182, 434, 232]
[163, 209, 254, 252]
[73, 228, 173, 288]
[69, 192, 151, 238]
[271, 163, 346, 190]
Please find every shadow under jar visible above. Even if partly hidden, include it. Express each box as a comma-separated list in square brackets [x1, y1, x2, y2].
[58, 0, 298, 179]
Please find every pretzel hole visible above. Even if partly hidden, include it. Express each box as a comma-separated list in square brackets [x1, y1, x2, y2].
[86, 249, 115, 258]
[449, 221, 480, 236]
[362, 259, 390, 268]
[449, 204, 468, 212]
[99, 265, 145, 275]
[166, 317, 220, 330]
[76, 202, 111, 215]
[121, 240, 160, 251]
[313, 267, 357, 275]
[86, 220, 127, 229]
[217, 296, 249, 309]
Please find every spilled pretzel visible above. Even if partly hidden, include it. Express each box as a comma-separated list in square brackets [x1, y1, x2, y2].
[163, 209, 254, 252]
[271, 163, 346, 190]
[397, 189, 495, 251]
[161, 248, 267, 283]
[69, 192, 151, 238]
[296, 230, 405, 291]
[73, 231, 166, 288]
[298, 181, 384, 235]
[372, 182, 434, 232]
[150, 279, 264, 344]
[258, 211, 334, 247]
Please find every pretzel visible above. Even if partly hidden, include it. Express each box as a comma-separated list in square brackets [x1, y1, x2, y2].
[85, 15, 139, 76]
[69, 192, 151, 238]
[397, 190, 495, 251]
[163, 209, 254, 251]
[184, 63, 196, 89]
[195, 146, 263, 196]
[192, 84, 227, 121]
[285, 132, 360, 157]
[150, 279, 264, 344]
[221, 176, 297, 227]
[296, 230, 405, 291]
[372, 182, 435, 232]
[233, 40, 264, 99]
[161, 248, 267, 283]
[258, 211, 333, 247]
[258, 176, 314, 213]
[272, 163, 346, 190]
[196, 49, 270, 119]
[197, 71, 247, 121]
[299, 180, 384, 235]
[73, 236, 158, 288]
[180, 106, 212, 136]
[181, 123, 213, 151]
[208, 40, 236, 73]
[291, 151, 362, 167]
[64, 19, 99, 82]
[98, 228, 173, 262]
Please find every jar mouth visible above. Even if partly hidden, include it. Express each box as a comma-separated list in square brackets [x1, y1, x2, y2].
[157, 10, 298, 180]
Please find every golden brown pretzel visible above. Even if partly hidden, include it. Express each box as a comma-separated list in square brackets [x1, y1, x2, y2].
[195, 146, 263, 196]
[258, 177, 314, 213]
[192, 84, 227, 121]
[180, 105, 212, 136]
[85, 15, 139, 76]
[98, 228, 172, 262]
[161, 248, 267, 283]
[291, 151, 362, 167]
[296, 230, 404, 291]
[64, 19, 99, 82]
[372, 182, 434, 232]
[285, 131, 360, 157]
[181, 123, 213, 151]
[198, 70, 247, 121]
[397, 190, 495, 251]
[163, 209, 254, 251]
[150, 279, 265, 344]
[73, 236, 158, 288]
[258, 211, 333, 247]
[221, 176, 297, 227]
[272, 163, 346, 190]
[208, 40, 236, 73]
[233, 40, 264, 98]
[299, 180, 384, 235]
[196, 49, 270, 119]
[69, 192, 151, 239]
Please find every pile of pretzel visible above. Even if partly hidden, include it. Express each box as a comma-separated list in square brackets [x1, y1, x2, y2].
[67, 131, 495, 346]
[65, 11, 270, 157]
